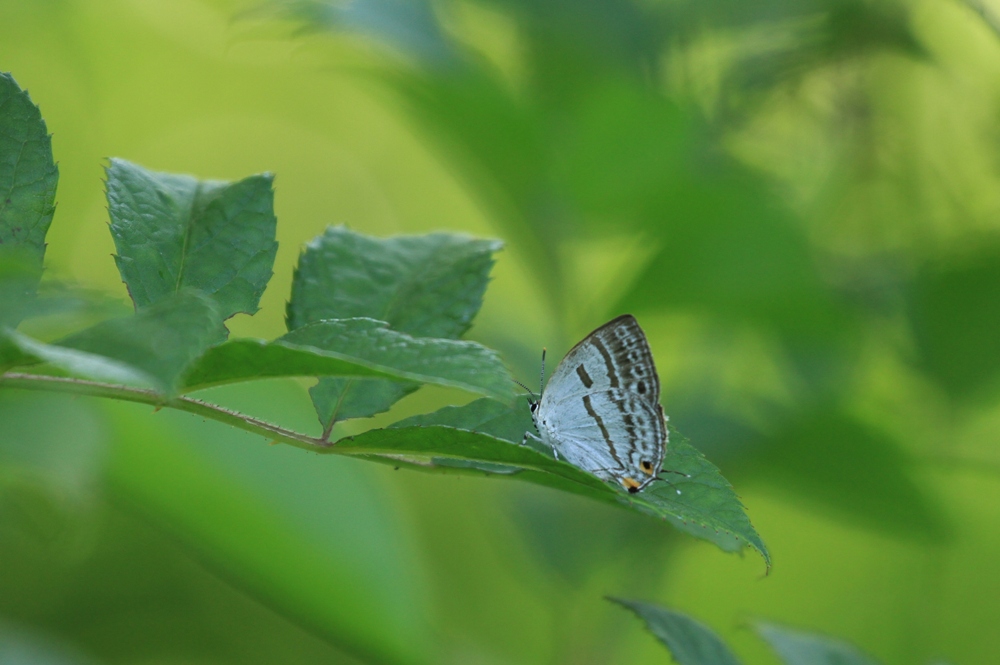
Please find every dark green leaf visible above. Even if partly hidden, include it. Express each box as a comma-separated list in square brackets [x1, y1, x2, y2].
[8, 291, 225, 394]
[755, 621, 883, 665]
[105, 159, 278, 321]
[0, 73, 57, 276]
[180, 318, 515, 401]
[609, 598, 743, 665]
[287, 226, 500, 336]
[287, 226, 502, 427]
[357, 398, 769, 564]
[0, 73, 58, 330]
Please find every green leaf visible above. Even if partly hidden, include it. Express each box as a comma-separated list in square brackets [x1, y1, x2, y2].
[755, 621, 883, 665]
[392, 394, 535, 444]
[0, 73, 58, 330]
[7, 291, 225, 394]
[287, 226, 502, 428]
[0, 73, 58, 276]
[287, 226, 500, 336]
[352, 398, 769, 565]
[608, 599, 743, 665]
[180, 318, 515, 401]
[105, 158, 278, 320]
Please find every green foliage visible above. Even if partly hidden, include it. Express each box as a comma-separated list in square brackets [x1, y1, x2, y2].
[0, 66, 765, 584]
[105, 395, 432, 665]
[106, 158, 278, 321]
[609, 598, 743, 665]
[755, 622, 883, 665]
[287, 226, 503, 430]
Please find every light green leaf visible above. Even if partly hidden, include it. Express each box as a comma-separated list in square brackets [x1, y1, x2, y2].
[351, 398, 769, 565]
[287, 226, 502, 428]
[755, 622, 883, 665]
[8, 291, 225, 394]
[104, 382, 434, 665]
[105, 158, 278, 320]
[180, 318, 515, 402]
[609, 598, 743, 665]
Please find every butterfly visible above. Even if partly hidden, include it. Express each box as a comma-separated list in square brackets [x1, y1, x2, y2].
[522, 314, 676, 495]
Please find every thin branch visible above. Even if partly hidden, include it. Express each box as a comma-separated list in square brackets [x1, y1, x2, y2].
[0, 372, 334, 452]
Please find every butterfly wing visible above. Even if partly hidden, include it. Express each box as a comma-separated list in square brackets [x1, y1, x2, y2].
[538, 389, 667, 489]
[541, 314, 660, 410]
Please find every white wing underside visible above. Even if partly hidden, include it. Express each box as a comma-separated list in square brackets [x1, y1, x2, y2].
[532, 315, 668, 489]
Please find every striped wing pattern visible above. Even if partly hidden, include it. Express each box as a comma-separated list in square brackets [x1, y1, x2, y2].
[534, 315, 668, 493]
[542, 314, 660, 406]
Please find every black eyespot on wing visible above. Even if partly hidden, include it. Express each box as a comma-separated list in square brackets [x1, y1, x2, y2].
[641, 460, 652, 471]
[627, 485, 640, 494]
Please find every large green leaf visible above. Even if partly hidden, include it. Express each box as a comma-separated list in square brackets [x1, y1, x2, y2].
[6, 291, 225, 395]
[287, 226, 501, 429]
[103, 382, 433, 665]
[755, 621, 883, 665]
[105, 159, 278, 320]
[0, 73, 58, 330]
[609, 599, 743, 665]
[352, 398, 769, 565]
[180, 317, 515, 401]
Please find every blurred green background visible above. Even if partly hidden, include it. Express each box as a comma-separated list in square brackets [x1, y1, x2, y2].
[2, 0, 1000, 663]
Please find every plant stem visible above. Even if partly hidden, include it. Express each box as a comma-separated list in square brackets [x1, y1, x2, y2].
[0, 372, 333, 452]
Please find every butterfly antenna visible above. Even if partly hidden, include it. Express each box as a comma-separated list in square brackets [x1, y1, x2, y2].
[659, 470, 691, 478]
[512, 379, 538, 400]
[653, 469, 691, 495]
[539, 348, 547, 395]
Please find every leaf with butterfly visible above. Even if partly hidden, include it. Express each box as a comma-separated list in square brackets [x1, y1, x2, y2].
[366, 395, 769, 568]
